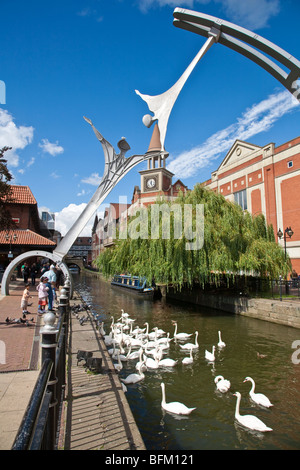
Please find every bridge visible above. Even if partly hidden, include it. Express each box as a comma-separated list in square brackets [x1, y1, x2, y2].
[64, 257, 85, 272]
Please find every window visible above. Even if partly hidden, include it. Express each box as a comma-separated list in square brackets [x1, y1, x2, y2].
[288, 161, 293, 168]
[234, 189, 247, 210]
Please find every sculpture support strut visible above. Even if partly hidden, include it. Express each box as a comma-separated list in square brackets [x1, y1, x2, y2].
[173, 8, 300, 101]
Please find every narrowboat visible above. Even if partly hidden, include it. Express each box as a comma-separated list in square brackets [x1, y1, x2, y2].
[111, 274, 154, 296]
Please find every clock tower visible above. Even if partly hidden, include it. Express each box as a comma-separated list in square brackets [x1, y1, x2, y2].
[139, 123, 174, 195]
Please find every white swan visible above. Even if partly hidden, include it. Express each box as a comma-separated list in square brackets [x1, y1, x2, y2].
[145, 355, 160, 369]
[135, 351, 147, 372]
[158, 357, 178, 367]
[113, 352, 123, 372]
[121, 361, 146, 384]
[182, 348, 193, 365]
[205, 345, 215, 362]
[233, 392, 273, 432]
[214, 375, 231, 393]
[243, 377, 273, 408]
[217, 331, 226, 348]
[172, 321, 193, 340]
[160, 382, 196, 416]
[99, 322, 106, 336]
[179, 331, 199, 350]
[127, 346, 142, 361]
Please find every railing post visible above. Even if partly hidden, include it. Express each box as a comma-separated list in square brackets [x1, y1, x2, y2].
[40, 312, 59, 450]
[58, 288, 69, 317]
[279, 275, 282, 302]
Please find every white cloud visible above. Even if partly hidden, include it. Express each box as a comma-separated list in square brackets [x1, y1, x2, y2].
[167, 90, 299, 179]
[39, 138, 64, 156]
[137, 0, 280, 30]
[0, 108, 34, 167]
[81, 172, 102, 186]
[50, 171, 60, 179]
[217, 0, 280, 30]
[27, 157, 35, 167]
[77, 189, 86, 197]
[54, 203, 95, 236]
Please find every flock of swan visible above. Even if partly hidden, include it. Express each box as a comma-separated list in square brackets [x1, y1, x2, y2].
[98, 310, 274, 432]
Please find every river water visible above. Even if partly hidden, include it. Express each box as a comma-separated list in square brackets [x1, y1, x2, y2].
[73, 272, 300, 450]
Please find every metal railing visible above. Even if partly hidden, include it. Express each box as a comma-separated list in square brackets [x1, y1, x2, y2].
[11, 281, 70, 450]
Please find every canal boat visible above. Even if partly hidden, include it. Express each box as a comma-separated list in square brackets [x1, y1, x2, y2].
[111, 274, 154, 296]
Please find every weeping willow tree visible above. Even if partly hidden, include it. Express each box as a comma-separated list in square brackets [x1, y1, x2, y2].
[96, 184, 290, 290]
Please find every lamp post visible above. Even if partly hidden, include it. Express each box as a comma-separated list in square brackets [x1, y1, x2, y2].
[277, 226, 293, 295]
[277, 227, 294, 259]
[5, 231, 18, 261]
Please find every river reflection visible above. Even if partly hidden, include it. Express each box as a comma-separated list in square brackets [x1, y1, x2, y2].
[74, 272, 300, 450]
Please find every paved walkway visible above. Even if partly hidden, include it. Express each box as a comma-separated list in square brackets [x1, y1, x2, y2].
[62, 305, 145, 450]
[0, 279, 145, 451]
[0, 280, 41, 449]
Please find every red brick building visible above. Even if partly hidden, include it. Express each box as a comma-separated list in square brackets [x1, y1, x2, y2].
[0, 185, 56, 269]
[202, 137, 300, 274]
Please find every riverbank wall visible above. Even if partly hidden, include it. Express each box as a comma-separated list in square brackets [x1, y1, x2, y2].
[166, 287, 300, 329]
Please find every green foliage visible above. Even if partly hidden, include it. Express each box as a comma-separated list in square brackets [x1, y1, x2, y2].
[96, 184, 289, 289]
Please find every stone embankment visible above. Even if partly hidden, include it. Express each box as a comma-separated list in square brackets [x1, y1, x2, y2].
[166, 288, 300, 329]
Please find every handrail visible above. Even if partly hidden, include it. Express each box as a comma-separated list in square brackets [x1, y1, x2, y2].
[11, 359, 53, 450]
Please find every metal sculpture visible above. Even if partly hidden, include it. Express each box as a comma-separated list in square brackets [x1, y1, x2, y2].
[53, 117, 148, 259]
[173, 8, 300, 101]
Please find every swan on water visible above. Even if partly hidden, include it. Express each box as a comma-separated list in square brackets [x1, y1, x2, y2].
[214, 375, 231, 393]
[205, 346, 215, 362]
[182, 348, 194, 365]
[179, 331, 199, 350]
[113, 352, 123, 372]
[243, 377, 273, 408]
[127, 347, 142, 361]
[145, 355, 160, 369]
[158, 356, 178, 367]
[217, 331, 226, 348]
[121, 361, 146, 384]
[233, 392, 273, 432]
[160, 382, 196, 416]
[172, 321, 193, 340]
[135, 351, 147, 372]
[99, 322, 106, 336]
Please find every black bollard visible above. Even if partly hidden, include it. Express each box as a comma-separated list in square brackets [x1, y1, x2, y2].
[40, 312, 59, 450]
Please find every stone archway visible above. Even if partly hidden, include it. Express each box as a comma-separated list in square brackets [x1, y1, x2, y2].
[0, 250, 73, 297]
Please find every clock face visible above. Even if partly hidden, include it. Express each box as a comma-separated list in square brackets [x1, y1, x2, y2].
[146, 178, 156, 189]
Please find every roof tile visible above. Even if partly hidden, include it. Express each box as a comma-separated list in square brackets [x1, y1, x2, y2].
[4, 185, 37, 205]
[0, 229, 56, 246]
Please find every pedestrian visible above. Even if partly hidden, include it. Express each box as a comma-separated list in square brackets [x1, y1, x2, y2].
[46, 278, 54, 311]
[21, 283, 32, 318]
[41, 264, 57, 284]
[55, 266, 63, 288]
[22, 262, 30, 283]
[51, 281, 58, 308]
[36, 277, 49, 314]
[30, 263, 38, 286]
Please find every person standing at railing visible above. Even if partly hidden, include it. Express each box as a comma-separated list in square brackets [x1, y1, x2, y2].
[37, 277, 49, 315]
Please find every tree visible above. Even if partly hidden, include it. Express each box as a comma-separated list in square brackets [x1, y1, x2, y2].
[96, 184, 289, 289]
[0, 146, 16, 230]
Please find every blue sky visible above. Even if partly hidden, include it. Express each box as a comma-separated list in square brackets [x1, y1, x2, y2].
[1, 0, 300, 236]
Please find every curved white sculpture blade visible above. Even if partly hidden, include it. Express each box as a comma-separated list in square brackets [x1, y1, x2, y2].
[135, 33, 218, 150]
